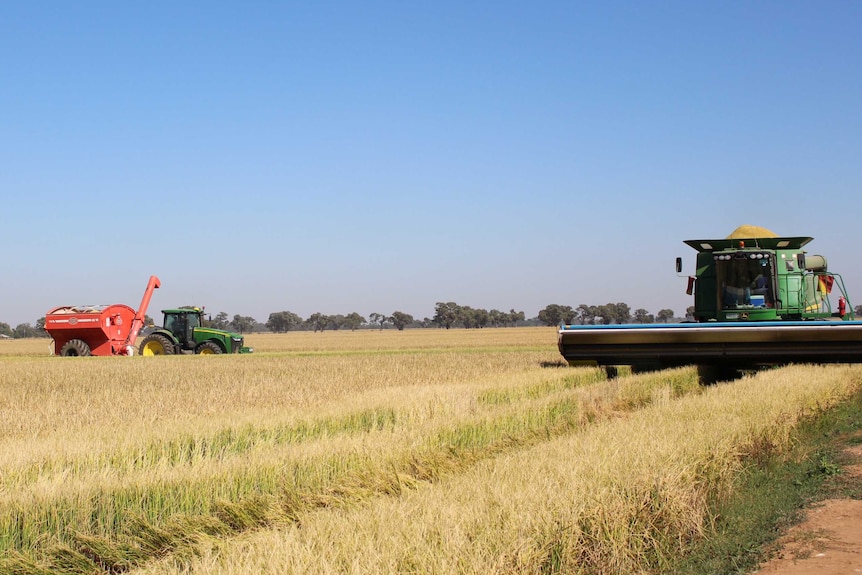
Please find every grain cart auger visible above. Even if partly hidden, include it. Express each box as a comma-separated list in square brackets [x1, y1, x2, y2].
[45, 275, 161, 356]
[557, 226, 862, 379]
[139, 307, 253, 355]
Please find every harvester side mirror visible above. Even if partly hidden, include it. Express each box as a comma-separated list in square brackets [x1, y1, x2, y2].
[675, 257, 682, 274]
[797, 253, 806, 269]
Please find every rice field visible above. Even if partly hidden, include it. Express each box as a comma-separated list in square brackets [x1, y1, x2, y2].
[1, 327, 860, 574]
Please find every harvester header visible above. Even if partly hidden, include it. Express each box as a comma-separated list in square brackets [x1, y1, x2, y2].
[558, 226, 860, 380]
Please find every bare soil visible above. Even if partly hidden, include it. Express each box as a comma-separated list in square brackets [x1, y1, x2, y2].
[753, 439, 862, 574]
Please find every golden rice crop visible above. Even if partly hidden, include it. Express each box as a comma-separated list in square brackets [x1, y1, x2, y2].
[2, 327, 859, 574]
[132, 364, 862, 575]
[3, 327, 635, 572]
[0, 337, 53, 357]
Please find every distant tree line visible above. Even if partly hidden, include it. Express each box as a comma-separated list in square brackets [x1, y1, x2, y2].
[0, 318, 46, 339]
[536, 303, 678, 326]
[7, 302, 857, 339]
[257, 304, 528, 333]
[428, 303, 526, 329]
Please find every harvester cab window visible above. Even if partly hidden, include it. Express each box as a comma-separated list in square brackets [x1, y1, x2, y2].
[716, 252, 774, 310]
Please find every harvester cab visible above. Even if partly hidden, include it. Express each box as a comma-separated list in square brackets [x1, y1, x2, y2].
[682, 235, 852, 322]
[139, 308, 253, 355]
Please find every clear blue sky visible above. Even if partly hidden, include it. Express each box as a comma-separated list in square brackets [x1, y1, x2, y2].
[2, 1, 861, 327]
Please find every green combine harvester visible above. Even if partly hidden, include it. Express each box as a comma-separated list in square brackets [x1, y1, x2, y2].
[558, 226, 860, 379]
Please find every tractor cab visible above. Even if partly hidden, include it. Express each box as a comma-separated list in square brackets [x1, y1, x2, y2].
[163, 308, 204, 350]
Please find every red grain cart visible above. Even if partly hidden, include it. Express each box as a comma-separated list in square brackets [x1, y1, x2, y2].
[45, 275, 161, 356]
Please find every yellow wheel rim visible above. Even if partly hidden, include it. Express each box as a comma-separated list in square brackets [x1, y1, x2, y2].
[142, 340, 165, 356]
[199, 348, 216, 355]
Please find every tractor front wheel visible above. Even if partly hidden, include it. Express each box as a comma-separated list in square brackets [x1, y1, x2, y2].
[139, 334, 175, 356]
[60, 339, 91, 357]
[196, 341, 223, 355]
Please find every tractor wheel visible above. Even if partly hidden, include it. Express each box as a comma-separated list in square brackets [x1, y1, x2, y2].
[139, 334, 175, 356]
[196, 341, 223, 355]
[59, 339, 91, 357]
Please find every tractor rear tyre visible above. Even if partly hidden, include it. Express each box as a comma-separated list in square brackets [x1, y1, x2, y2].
[195, 341, 223, 355]
[59, 339, 91, 357]
[139, 334, 175, 356]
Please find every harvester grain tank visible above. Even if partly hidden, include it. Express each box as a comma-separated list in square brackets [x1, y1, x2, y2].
[45, 275, 161, 356]
[557, 226, 862, 374]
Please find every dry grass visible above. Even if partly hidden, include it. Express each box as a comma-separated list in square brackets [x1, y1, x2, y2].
[245, 327, 556, 353]
[2, 328, 860, 574]
[2, 327, 610, 571]
[133, 365, 862, 575]
[0, 337, 53, 356]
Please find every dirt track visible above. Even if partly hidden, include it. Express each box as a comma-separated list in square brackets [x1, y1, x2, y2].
[754, 441, 862, 574]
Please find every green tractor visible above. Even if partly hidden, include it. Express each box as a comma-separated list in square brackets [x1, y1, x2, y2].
[139, 308, 253, 355]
